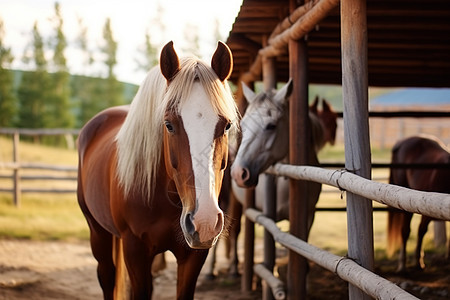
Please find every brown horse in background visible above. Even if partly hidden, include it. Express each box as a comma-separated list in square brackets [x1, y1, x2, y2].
[387, 135, 450, 272]
[309, 95, 338, 152]
[77, 41, 239, 299]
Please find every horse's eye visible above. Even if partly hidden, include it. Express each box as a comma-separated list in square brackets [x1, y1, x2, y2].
[265, 123, 276, 131]
[225, 122, 232, 132]
[164, 121, 175, 133]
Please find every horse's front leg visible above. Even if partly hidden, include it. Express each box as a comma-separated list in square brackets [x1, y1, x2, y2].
[397, 212, 413, 273]
[414, 215, 432, 270]
[174, 248, 209, 300]
[122, 232, 155, 299]
[203, 242, 218, 280]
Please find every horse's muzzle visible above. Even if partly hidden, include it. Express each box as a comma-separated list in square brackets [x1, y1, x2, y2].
[231, 163, 259, 187]
[181, 211, 223, 249]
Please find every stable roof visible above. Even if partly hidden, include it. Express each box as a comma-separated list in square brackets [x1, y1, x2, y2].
[226, 0, 450, 88]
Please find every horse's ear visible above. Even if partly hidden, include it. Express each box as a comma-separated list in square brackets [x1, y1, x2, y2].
[274, 78, 293, 105]
[322, 99, 332, 112]
[160, 41, 180, 82]
[211, 41, 233, 82]
[241, 82, 256, 103]
[310, 96, 319, 114]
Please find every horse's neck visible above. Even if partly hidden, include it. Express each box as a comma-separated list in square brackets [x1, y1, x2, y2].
[277, 112, 322, 164]
[309, 112, 326, 153]
[279, 114, 320, 166]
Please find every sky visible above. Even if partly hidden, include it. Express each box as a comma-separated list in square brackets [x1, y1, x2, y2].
[0, 0, 243, 84]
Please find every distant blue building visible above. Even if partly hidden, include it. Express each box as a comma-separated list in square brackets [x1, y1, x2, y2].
[368, 88, 450, 148]
[371, 88, 450, 108]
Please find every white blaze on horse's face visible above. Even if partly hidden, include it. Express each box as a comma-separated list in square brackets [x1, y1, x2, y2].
[179, 81, 224, 247]
[231, 80, 293, 187]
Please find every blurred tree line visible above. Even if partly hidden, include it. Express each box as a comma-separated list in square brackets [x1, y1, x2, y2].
[0, 2, 210, 130]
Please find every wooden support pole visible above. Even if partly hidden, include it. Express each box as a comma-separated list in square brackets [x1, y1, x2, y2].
[262, 35, 277, 300]
[288, 1, 310, 298]
[12, 131, 20, 207]
[262, 175, 277, 300]
[341, 0, 374, 299]
[242, 187, 255, 292]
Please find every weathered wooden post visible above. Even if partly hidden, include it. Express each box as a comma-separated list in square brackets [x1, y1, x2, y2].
[341, 0, 374, 299]
[242, 187, 255, 292]
[288, 0, 310, 298]
[12, 131, 20, 207]
[261, 36, 277, 300]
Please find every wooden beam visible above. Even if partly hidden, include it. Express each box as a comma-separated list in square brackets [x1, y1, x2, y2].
[287, 1, 310, 299]
[341, 0, 374, 299]
[261, 35, 277, 300]
[242, 188, 255, 292]
[268, 0, 321, 42]
[260, 0, 340, 57]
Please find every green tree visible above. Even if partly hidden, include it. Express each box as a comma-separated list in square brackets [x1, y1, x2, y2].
[135, 2, 166, 72]
[0, 18, 17, 127]
[101, 18, 123, 107]
[135, 30, 158, 72]
[73, 17, 103, 127]
[48, 1, 74, 128]
[17, 22, 51, 128]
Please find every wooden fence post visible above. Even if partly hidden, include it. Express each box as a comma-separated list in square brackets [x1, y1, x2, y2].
[341, 0, 374, 299]
[242, 188, 256, 292]
[12, 131, 20, 207]
[262, 35, 277, 300]
[288, 0, 310, 298]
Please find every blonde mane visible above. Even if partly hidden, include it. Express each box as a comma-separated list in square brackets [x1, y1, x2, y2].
[116, 57, 239, 199]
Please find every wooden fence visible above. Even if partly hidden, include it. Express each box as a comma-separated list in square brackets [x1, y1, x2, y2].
[0, 128, 79, 207]
[242, 163, 450, 299]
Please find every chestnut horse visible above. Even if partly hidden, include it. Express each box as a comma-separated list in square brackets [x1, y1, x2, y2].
[387, 135, 450, 272]
[77, 41, 239, 299]
[205, 82, 338, 277]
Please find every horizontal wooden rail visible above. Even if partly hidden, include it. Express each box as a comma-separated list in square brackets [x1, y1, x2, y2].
[246, 208, 419, 300]
[0, 174, 77, 181]
[0, 162, 77, 172]
[0, 163, 78, 201]
[0, 188, 76, 194]
[0, 128, 80, 136]
[253, 264, 286, 300]
[321, 162, 450, 169]
[334, 111, 450, 118]
[266, 163, 450, 220]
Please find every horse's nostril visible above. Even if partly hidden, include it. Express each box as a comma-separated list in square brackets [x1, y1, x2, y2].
[241, 167, 250, 181]
[185, 213, 195, 234]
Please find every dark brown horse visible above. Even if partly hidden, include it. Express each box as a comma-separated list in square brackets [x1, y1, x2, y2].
[387, 135, 450, 272]
[77, 41, 239, 299]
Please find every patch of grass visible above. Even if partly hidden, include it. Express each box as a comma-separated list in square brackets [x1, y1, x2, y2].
[0, 193, 89, 241]
[0, 136, 77, 165]
[0, 136, 84, 241]
[318, 143, 392, 163]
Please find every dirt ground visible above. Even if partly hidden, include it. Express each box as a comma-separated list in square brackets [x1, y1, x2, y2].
[0, 239, 448, 299]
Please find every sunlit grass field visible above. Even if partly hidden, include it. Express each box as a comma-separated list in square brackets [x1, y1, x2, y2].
[0, 136, 444, 258]
[0, 136, 86, 240]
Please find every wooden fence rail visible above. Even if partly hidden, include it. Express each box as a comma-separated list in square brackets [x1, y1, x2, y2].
[0, 163, 77, 198]
[266, 163, 450, 220]
[246, 208, 419, 300]
[0, 128, 79, 206]
[245, 163, 450, 299]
